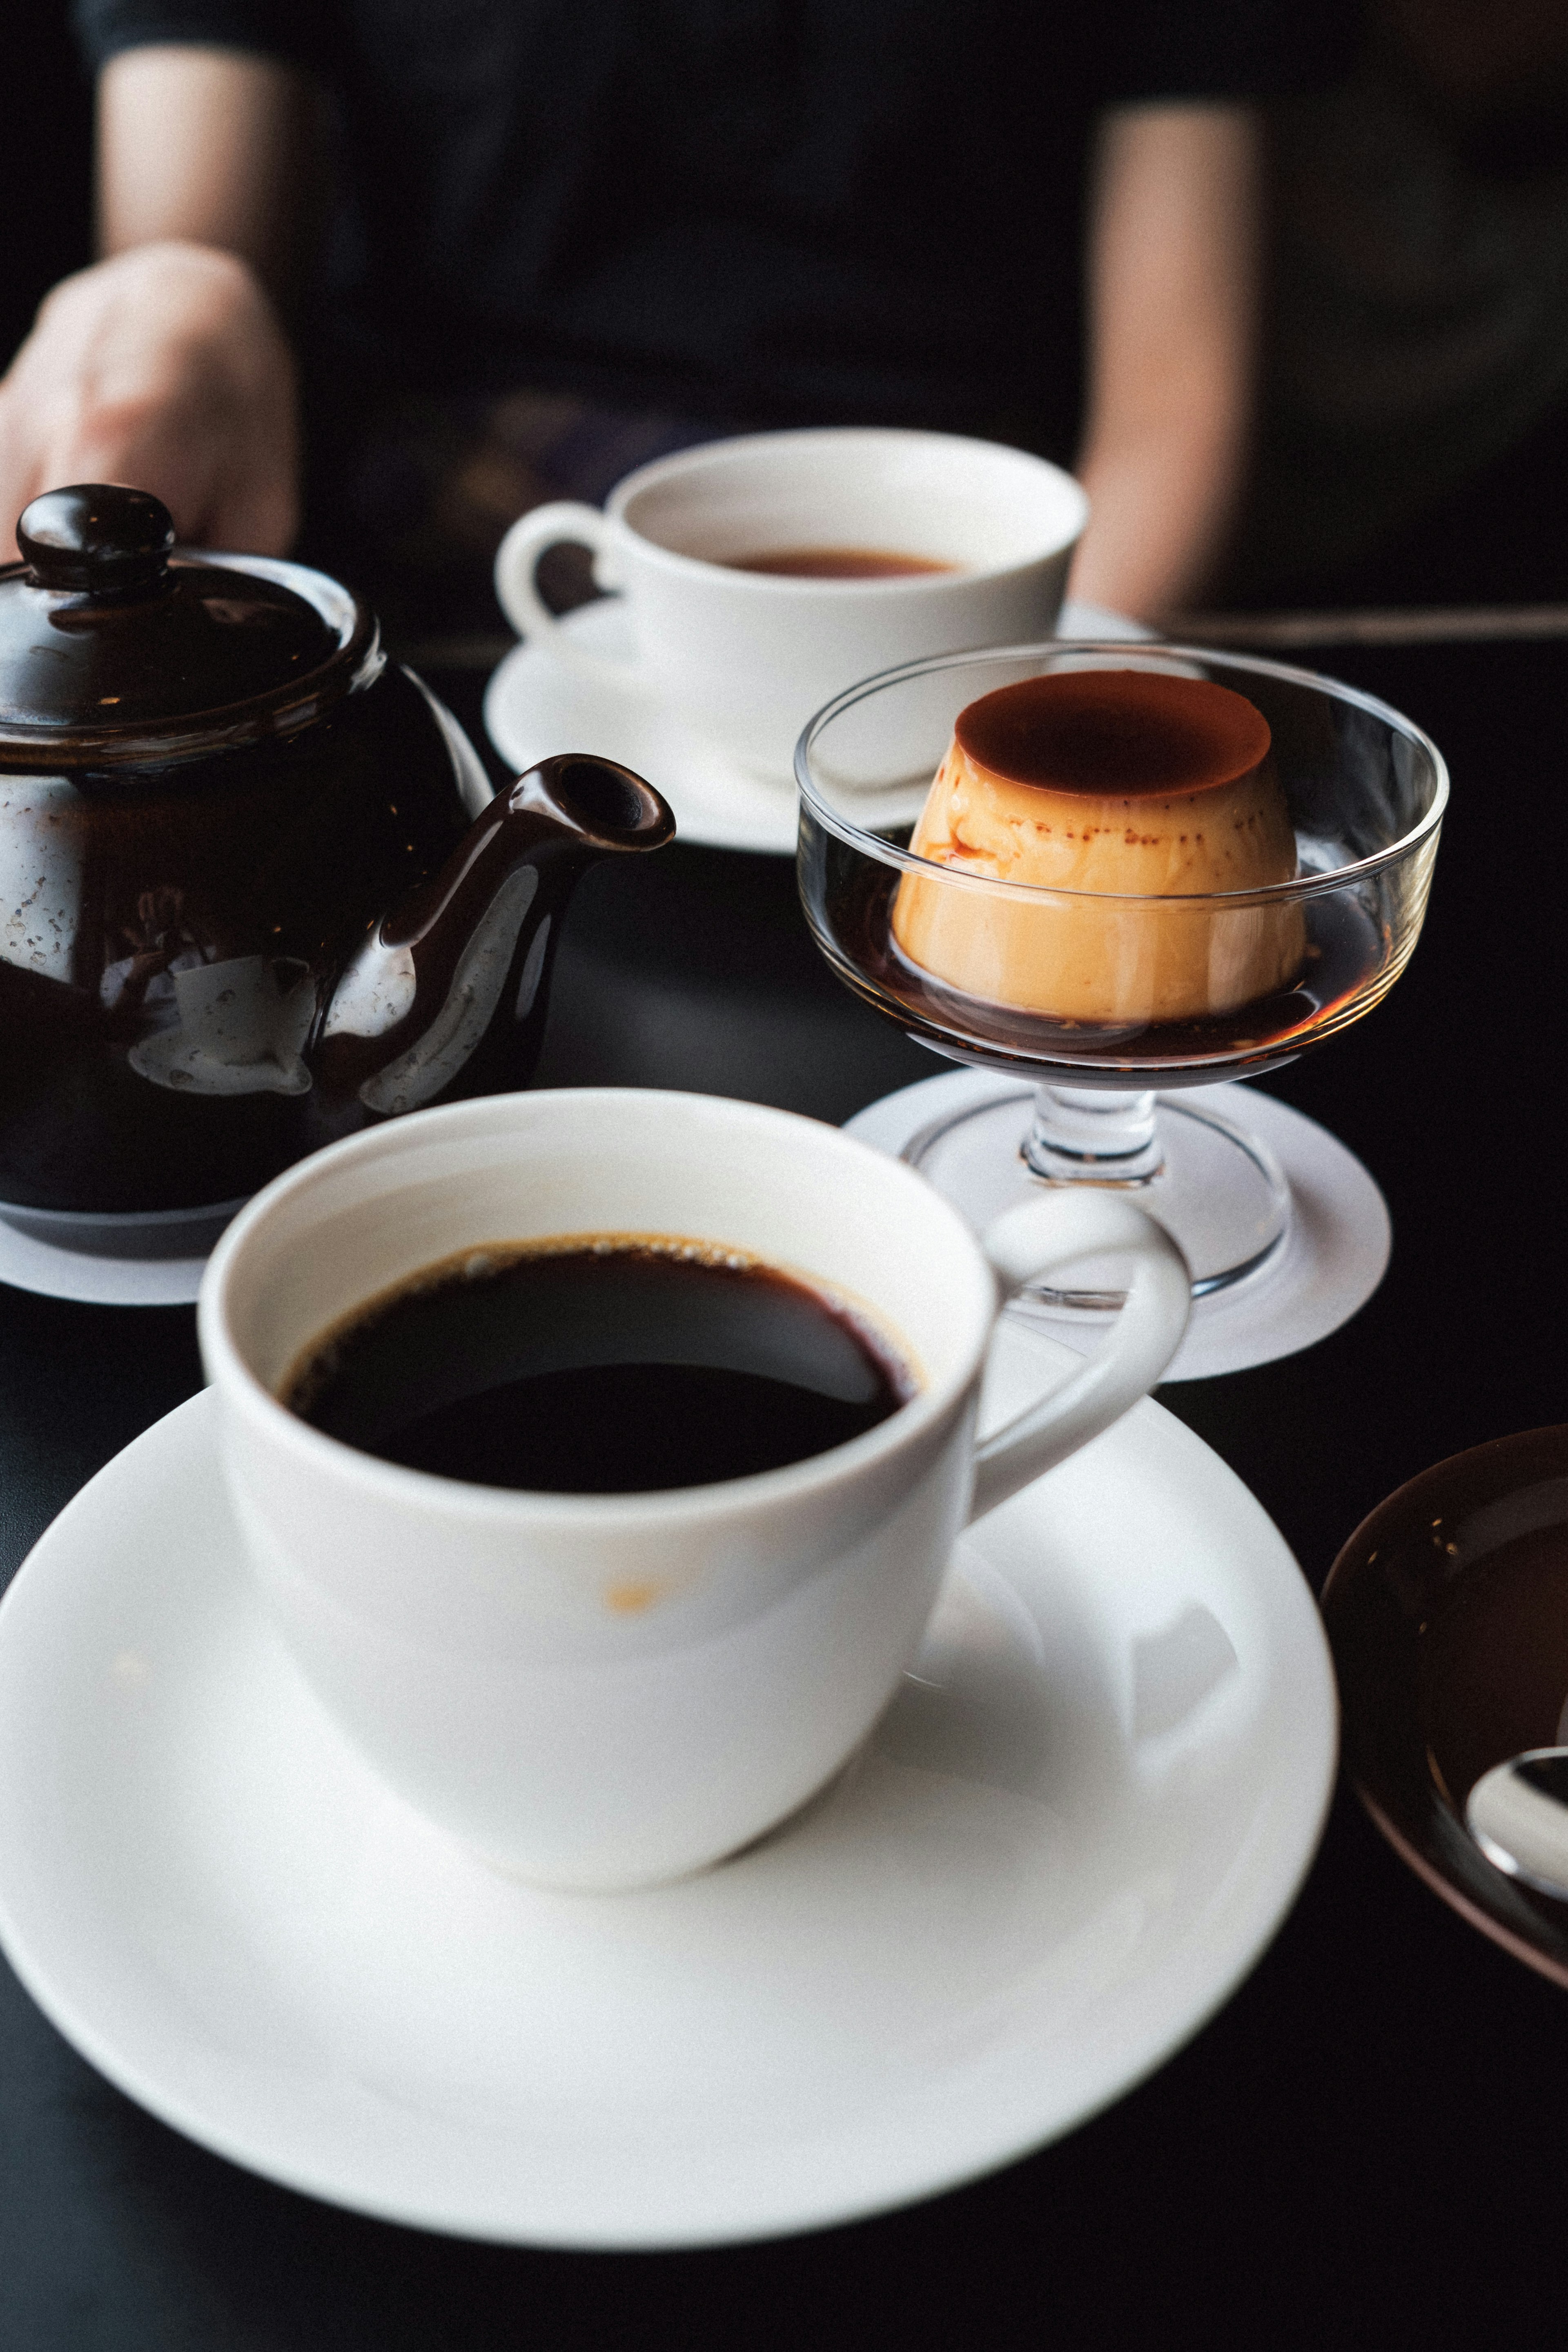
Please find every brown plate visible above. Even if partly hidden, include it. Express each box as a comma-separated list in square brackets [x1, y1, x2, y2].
[1322, 1425, 1568, 1988]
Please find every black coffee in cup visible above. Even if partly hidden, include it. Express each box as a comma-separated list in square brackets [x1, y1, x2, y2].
[285, 1237, 914, 1493]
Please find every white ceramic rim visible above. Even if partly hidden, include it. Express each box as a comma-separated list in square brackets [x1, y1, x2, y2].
[603, 427, 1090, 592]
[793, 639, 1451, 903]
[198, 1088, 1001, 1535]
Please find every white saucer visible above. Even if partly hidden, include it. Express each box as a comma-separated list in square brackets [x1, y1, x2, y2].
[0, 1335, 1335, 2249]
[483, 597, 1148, 856]
[845, 1070, 1391, 1382]
[0, 1213, 209, 1307]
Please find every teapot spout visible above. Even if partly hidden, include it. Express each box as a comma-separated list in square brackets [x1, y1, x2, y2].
[314, 755, 674, 1116]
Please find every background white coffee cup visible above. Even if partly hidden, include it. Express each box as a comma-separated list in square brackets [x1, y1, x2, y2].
[493, 428, 1089, 781]
[199, 1089, 1185, 1892]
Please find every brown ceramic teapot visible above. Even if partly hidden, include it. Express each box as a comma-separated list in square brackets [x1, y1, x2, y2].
[0, 486, 674, 1258]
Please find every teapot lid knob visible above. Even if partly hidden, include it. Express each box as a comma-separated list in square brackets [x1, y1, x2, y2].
[17, 483, 175, 595]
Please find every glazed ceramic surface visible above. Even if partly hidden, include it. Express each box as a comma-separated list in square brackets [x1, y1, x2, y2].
[0, 1333, 1335, 2244]
[0, 487, 672, 1233]
[494, 429, 1088, 780]
[198, 1089, 1188, 1890]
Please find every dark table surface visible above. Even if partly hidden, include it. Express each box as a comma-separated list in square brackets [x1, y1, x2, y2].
[3, 636, 1566, 2350]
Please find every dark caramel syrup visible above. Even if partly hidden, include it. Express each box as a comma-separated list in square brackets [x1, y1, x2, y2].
[831, 862, 1386, 1071]
[725, 548, 958, 579]
[287, 1239, 913, 1493]
[953, 670, 1273, 797]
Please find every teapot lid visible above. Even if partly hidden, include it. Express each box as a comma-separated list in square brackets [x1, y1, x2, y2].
[0, 485, 378, 766]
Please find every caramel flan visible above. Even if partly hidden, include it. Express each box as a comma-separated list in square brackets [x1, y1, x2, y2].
[889, 668, 1306, 1023]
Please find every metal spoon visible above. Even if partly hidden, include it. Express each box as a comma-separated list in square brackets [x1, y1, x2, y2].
[1465, 1749, 1568, 1899]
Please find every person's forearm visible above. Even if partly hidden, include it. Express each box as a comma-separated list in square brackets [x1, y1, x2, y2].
[1071, 405, 1249, 621]
[98, 44, 323, 305]
[1069, 104, 1260, 621]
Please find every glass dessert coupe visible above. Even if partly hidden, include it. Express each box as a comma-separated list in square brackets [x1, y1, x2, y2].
[796, 642, 1447, 1310]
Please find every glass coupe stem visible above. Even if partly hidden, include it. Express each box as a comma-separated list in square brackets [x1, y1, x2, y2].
[993, 1083, 1291, 1305]
[1022, 1087, 1164, 1187]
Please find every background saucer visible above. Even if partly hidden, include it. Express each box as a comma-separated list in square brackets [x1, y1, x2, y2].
[0, 1344, 1334, 2248]
[483, 597, 1148, 855]
[0, 1214, 209, 1307]
[844, 1069, 1391, 1381]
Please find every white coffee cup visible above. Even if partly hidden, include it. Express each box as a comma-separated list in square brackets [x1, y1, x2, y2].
[198, 1088, 1185, 1892]
[493, 428, 1089, 780]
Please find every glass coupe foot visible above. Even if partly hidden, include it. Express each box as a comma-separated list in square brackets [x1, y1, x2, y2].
[904, 1082, 1289, 1307]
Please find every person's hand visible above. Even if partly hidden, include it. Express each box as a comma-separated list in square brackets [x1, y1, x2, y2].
[0, 241, 299, 560]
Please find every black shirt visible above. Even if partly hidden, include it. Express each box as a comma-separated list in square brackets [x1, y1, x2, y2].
[74, 0, 1351, 461]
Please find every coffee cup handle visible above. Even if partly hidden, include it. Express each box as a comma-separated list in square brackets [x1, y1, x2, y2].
[493, 502, 634, 686]
[967, 1191, 1191, 1523]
